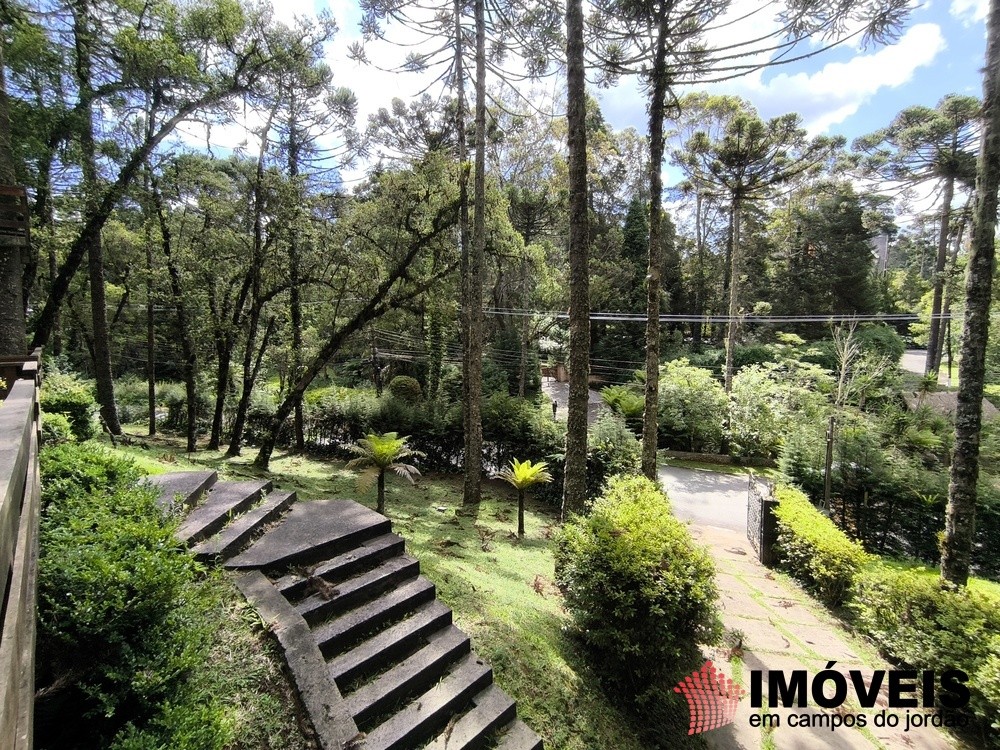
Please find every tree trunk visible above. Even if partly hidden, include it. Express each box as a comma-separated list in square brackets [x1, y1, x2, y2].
[724, 197, 742, 393]
[377, 470, 386, 515]
[518, 489, 525, 538]
[145, 205, 156, 436]
[641, 14, 669, 480]
[926, 175, 955, 376]
[0, 34, 28, 357]
[227, 304, 262, 456]
[936, 215, 966, 376]
[74, 0, 120, 433]
[152, 179, 197, 453]
[692, 192, 705, 350]
[462, 0, 486, 505]
[561, 0, 590, 519]
[288, 113, 306, 451]
[941, 0, 1000, 587]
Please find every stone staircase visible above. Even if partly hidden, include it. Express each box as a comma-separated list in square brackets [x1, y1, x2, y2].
[147, 470, 543, 750]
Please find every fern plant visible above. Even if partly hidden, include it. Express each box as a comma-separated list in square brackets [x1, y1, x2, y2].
[346, 432, 425, 515]
[497, 458, 553, 537]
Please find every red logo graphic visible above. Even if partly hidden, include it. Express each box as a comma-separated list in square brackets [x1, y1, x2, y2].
[674, 660, 747, 735]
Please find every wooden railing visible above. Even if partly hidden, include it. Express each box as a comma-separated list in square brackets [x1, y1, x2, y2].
[0, 347, 42, 749]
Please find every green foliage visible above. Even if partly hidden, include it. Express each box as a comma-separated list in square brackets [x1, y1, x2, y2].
[554, 475, 721, 699]
[40, 371, 97, 440]
[41, 412, 75, 445]
[497, 458, 554, 491]
[657, 359, 727, 452]
[36, 443, 203, 745]
[728, 362, 830, 459]
[599, 385, 644, 430]
[586, 413, 641, 494]
[854, 324, 905, 364]
[850, 563, 1000, 736]
[115, 375, 152, 425]
[387, 375, 423, 403]
[773, 484, 870, 606]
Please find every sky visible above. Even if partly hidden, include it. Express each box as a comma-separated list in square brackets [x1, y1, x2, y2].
[186, 0, 990, 188]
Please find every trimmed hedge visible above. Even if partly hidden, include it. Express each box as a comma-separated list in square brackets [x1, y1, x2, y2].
[554, 474, 720, 695]
[772, 485, 870, 607]
[851, 565, 1000, 739]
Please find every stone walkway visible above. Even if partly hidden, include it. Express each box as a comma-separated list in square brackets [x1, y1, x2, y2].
[660, 466, 959, 750]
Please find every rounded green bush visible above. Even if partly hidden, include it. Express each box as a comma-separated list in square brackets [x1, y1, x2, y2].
[40, 371, 96, 440]
[41, 412, 75, 445]
[554, 474, 720, 694]
[387, 375, 423, 403]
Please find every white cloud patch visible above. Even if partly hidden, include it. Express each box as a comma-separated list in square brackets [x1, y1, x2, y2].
[726, 23, 947, 134]
[950, 0, 989, 24]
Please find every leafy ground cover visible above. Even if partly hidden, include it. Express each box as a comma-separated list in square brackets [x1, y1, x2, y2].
[116, 428, 692, 749]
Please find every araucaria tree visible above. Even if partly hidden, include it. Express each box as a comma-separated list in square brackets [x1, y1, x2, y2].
[855, 95, 979, 376]
[941, 0, 1000, 587]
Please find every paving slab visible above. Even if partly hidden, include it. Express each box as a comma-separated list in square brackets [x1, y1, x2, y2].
[227, 499, 390, 570]
[146, 470, 216, 511]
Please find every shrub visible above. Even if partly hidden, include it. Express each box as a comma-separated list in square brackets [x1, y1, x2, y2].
[36, 443, 203, 744]
[854, 323, 905, 364]
[41, 412, 75, 445]
[40, 371, 96, 440]
[773, 484, 870, 606]
[554, 474, 720, 696]
[115, 375, 151, 425]
[657, 359, 727, 453]
[586, 413, 641, 494]
[850, 563, 1000, 735]
[387, 375, 423, 403]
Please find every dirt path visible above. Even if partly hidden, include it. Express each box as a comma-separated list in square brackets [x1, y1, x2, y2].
[659, 465, 958, 750]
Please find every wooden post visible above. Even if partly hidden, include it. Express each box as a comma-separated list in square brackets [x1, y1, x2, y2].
[823, 415, 836, 511]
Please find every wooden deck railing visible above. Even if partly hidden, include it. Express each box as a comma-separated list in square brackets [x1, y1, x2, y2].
[0, 347, 42, 749]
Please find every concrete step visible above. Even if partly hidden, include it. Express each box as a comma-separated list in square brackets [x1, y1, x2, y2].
[147, 470, 217, 512]
[273, 533, 405, 600]
[313, 577, 437, 657]
[424, 684, 517, 750]
[194, 490, 296, 563]
[360, 652, 493, 750]
[493, 720, 544, 750]
[295, 555, 419, 626]
[177, 479, 272, 545]
[344, 625, 470, 725]
[226, 499, 391, 571]
[328, 600, 452, 686]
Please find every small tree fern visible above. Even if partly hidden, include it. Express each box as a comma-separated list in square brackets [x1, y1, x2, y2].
[497, 458, 553, 537]
[346, 432, 425, 515]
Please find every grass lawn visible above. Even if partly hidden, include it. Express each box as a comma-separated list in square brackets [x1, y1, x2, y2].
[876, 557, 1000, 601]
[114, 428, 698, 749]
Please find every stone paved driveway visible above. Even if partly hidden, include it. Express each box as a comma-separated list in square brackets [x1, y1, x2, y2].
[660, 465, 959, 750]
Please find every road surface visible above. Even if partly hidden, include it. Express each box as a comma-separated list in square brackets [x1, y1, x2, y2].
[657, 464, 750, 535]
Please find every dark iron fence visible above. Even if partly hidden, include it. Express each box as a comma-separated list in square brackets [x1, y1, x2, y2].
[747, 472, 778, 566]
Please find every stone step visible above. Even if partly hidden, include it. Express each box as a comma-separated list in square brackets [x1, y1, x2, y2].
[226, 499, 391, 571]
[424, 684, 517, 750]
[296, 555, 420, 626]
[147, 470, 217, 512]
[313, 577, 437, 657]
[493, 720, 544, 750]
[329, 600, 452, 686]
[273, 533, 405, 600]
[360, 652, 493, 750]
[194, 491, 296, 563]
[176, 479, 272, 545]
[345, 624, 470, 725]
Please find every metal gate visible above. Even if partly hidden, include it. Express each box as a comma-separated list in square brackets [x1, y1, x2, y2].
[747, 473, 778, 566]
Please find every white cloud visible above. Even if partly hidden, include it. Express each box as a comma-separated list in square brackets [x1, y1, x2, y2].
[950, 0, 989, 24]
[724, 23, 947, 134]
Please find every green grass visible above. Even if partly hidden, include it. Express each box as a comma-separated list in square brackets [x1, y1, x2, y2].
[113, 429, 697, 749]
[876, 557, 1000, 601]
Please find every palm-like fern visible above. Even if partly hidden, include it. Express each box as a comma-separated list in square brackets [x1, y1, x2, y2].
[497, 458, 553, 538]
[345, 432, 425, 515]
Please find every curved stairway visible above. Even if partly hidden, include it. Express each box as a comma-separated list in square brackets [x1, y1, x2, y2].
[148, 470, 543, 750]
